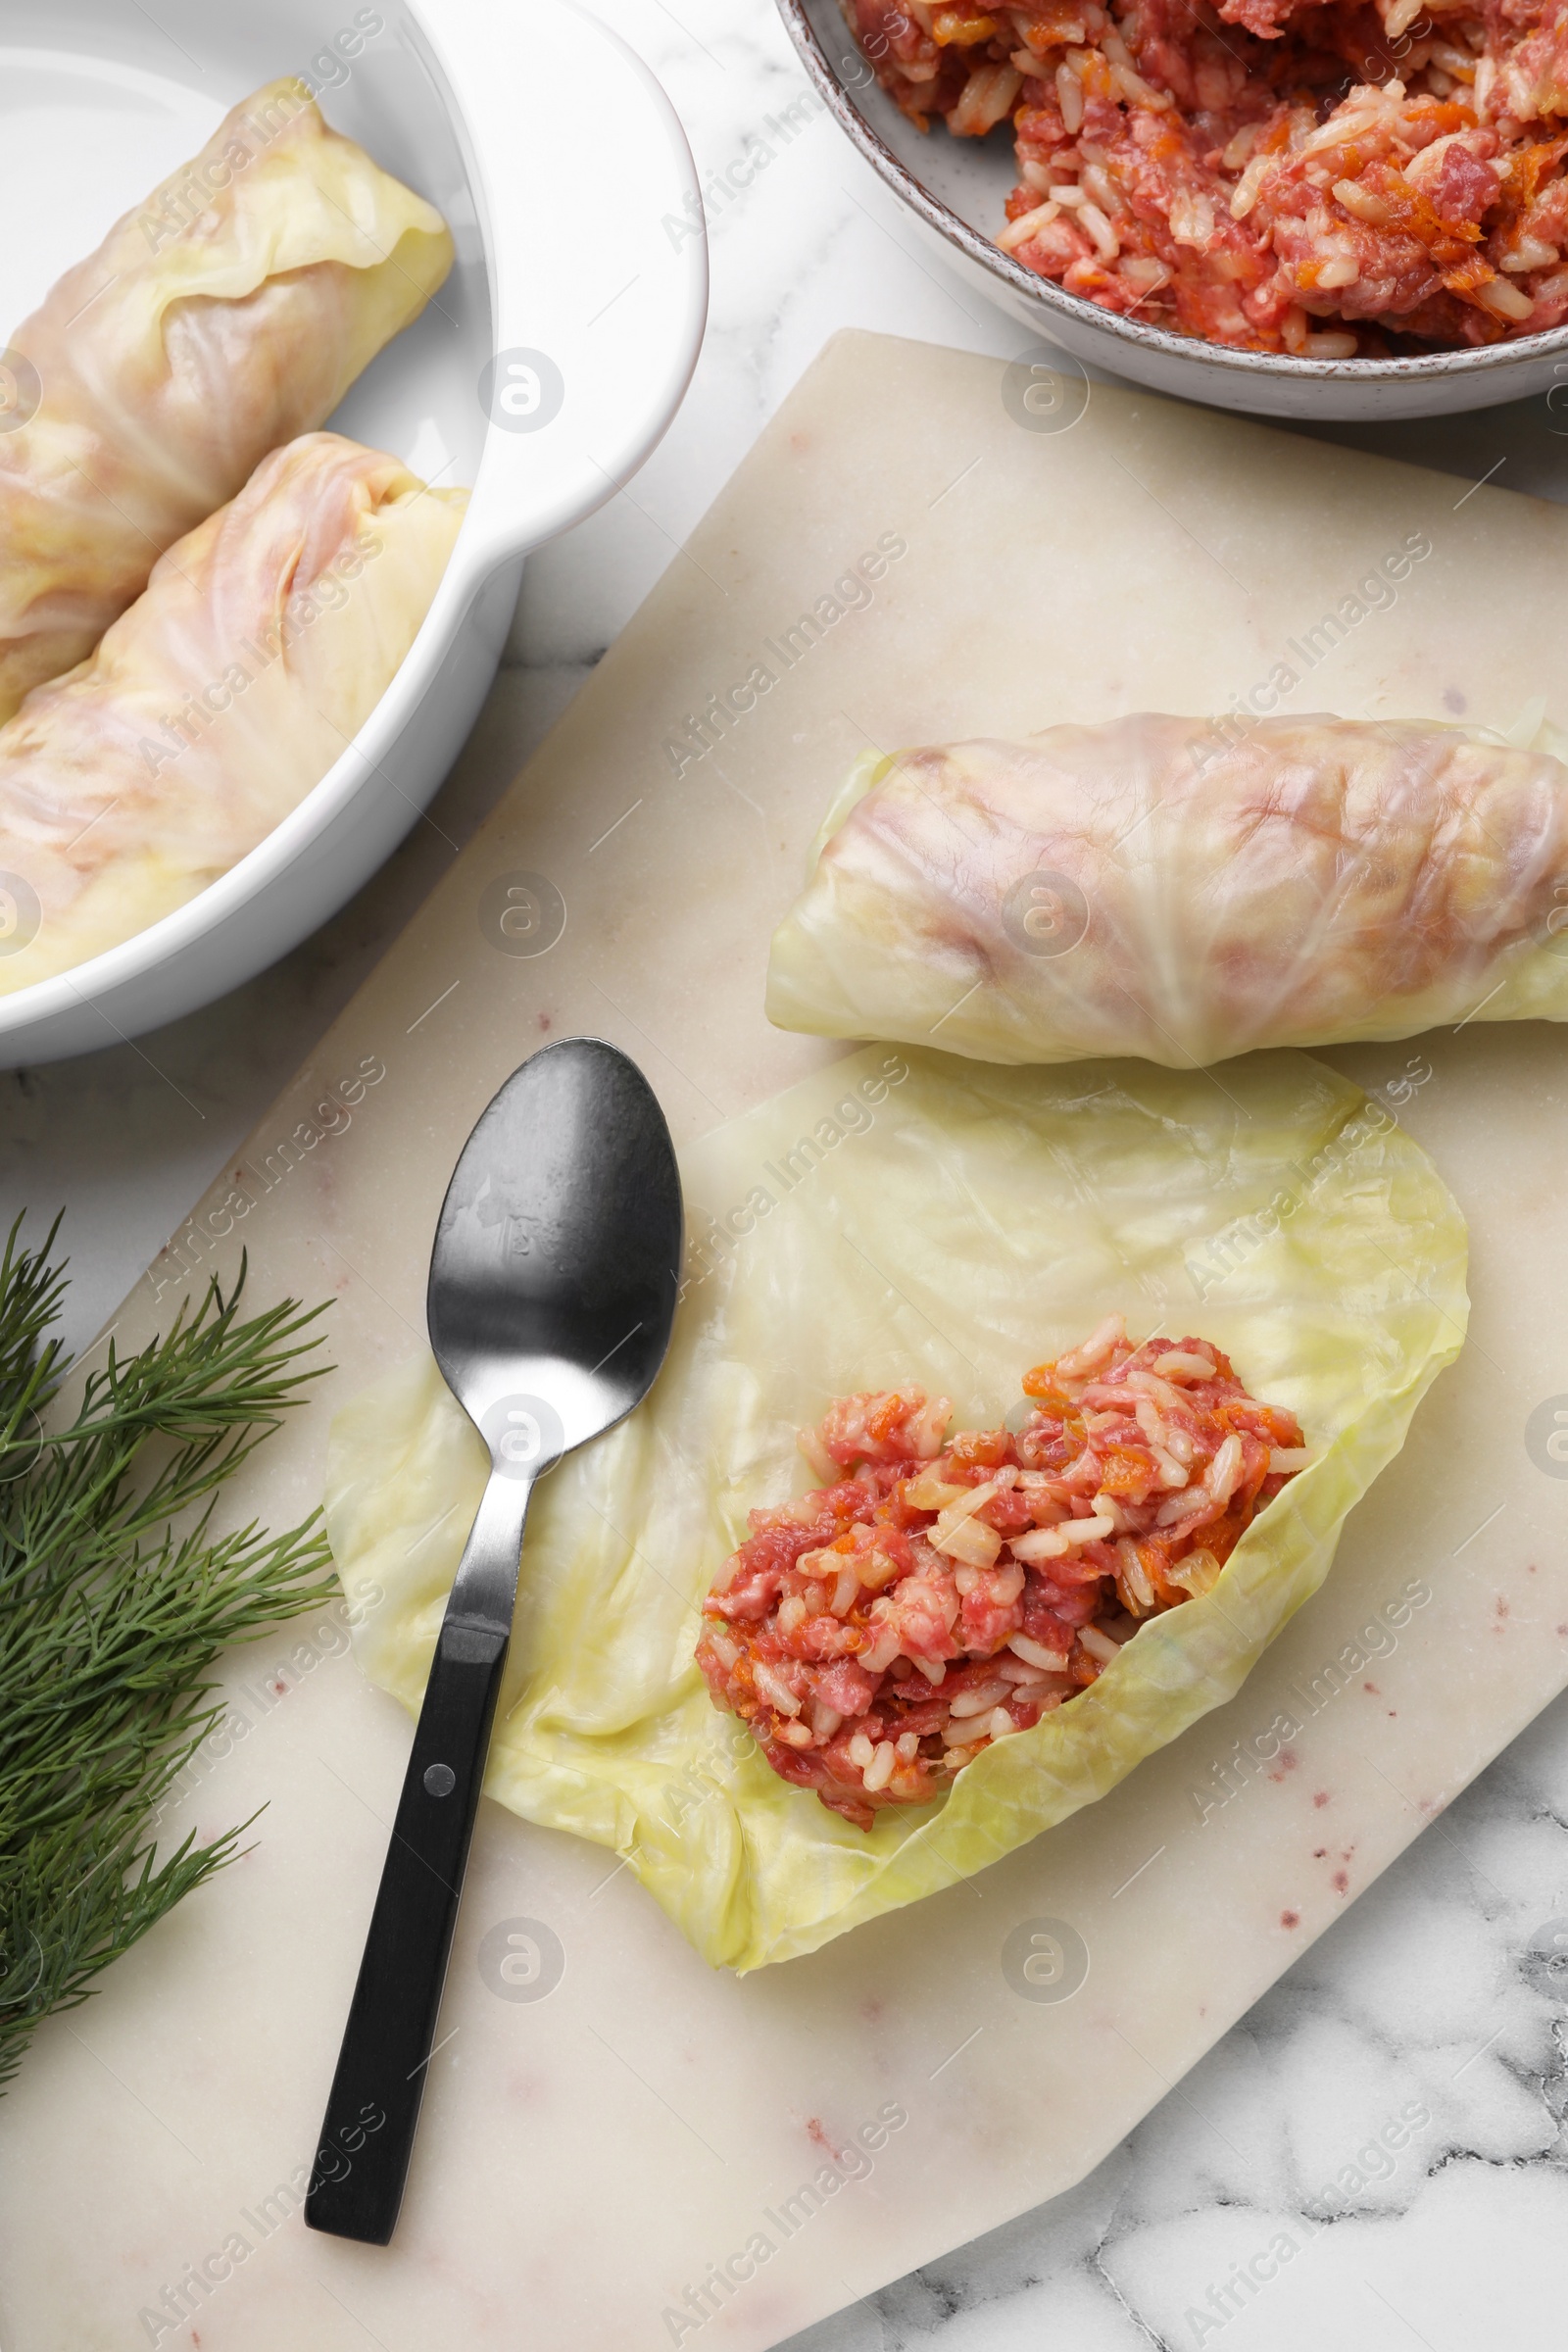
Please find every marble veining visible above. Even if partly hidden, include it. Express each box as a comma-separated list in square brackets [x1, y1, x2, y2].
[4, 2, 1568, 2346]
[783, 1689, 1568, 2349]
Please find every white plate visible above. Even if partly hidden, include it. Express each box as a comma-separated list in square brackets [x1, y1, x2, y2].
[0, 0, 708, 1064]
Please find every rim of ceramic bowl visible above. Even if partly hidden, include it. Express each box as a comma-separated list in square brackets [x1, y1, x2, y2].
[775, 0, 1568, 395]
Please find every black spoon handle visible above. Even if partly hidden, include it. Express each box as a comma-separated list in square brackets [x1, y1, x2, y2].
[304, 1621, 507, 2244]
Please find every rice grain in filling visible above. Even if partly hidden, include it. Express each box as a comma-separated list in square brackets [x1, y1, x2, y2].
[844, 0, 1568, 352]
[695, 1313, 1307, 1828]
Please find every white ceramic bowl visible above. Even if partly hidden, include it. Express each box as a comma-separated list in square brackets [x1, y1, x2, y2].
[777, 0, 1568, 423]
[0, 0, 707, 1066]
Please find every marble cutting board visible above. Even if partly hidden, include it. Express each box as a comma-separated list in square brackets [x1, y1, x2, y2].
[5, 330, 1568, 2352]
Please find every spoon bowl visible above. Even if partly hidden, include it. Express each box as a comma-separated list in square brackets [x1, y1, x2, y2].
[429, 1039, 681, 1439]
[428, 1036, 684, 1482]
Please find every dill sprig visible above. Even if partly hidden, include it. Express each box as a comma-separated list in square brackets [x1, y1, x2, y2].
[0, 1216, 336, 2088]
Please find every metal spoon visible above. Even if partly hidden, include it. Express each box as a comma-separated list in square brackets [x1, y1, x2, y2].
[305, 1036, 682, 2245]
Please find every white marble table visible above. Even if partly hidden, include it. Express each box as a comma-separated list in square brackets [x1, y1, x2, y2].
[7, 3, 1568, 2344]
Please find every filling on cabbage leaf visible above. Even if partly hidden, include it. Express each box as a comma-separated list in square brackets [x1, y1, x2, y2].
[698, 1323, 1309, 1828]
[325, 1047, 1467, 1972]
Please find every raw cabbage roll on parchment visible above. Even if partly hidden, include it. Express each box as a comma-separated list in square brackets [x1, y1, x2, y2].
[325, 1047, 1466, 1972]
[0, 79, 453, 722]
[765, 715, 1568, 1068]
[0, 431, 465, 992]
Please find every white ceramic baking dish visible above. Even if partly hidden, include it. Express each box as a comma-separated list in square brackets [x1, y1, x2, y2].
[0, 0, 707, 1065]
[778, 0, 1568, 422]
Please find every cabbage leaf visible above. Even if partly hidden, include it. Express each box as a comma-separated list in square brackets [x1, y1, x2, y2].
[325, 1047, 1467, 1970]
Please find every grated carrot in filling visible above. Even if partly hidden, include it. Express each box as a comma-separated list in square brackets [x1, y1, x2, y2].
[695, 1314, 1306, 1830]
[842, 0, 1568, 353]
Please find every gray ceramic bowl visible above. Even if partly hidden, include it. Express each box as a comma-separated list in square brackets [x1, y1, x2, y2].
[777, 0, 1568, 420]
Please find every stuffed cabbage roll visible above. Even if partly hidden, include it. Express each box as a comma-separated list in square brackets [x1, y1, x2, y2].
[0, 431, 466, 992]
[0, 79, 454, 724]
[766, 716, 1568, 1069]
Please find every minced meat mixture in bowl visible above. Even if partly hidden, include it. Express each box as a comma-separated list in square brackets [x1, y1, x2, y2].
[696, 1314, 1308, 1829]
[843, 0, 1568, 352]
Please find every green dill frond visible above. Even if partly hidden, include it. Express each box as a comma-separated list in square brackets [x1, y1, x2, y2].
[0, 1219, 336, 2088]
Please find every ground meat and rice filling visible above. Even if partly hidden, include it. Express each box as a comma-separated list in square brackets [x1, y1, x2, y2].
[845, 0, 1568, 352]
[696, 1314, 1308, 1829]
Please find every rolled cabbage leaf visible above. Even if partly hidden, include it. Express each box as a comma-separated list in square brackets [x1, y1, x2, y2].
[0, 79, 454, 723]
[765, 717, 1568, 1068]
[325, 1046, 1467, 1972]
[0, 431, 466, 991]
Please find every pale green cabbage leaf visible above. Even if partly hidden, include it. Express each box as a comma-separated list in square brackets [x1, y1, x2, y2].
[325, 1047, 1467, 1971]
